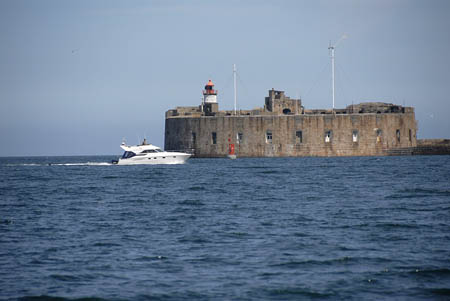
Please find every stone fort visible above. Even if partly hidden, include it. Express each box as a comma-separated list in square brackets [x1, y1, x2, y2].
[165, 80, 447, 157]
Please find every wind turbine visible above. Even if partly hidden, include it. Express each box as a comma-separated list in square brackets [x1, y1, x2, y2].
[328, 34, 347, 110]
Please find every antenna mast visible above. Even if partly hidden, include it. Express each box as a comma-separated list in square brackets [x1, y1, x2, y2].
[233, 64, 237, 115]
[328, 34, 347, 110]
[328, 42, 335, 110]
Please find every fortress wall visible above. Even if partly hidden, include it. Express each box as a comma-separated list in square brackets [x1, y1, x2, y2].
[165, 113, 417, 157]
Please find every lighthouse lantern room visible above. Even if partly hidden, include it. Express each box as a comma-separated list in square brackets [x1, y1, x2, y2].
[203, 80, 218, 104]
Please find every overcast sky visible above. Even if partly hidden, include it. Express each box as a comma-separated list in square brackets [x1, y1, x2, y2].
[1, 0, 449, 156]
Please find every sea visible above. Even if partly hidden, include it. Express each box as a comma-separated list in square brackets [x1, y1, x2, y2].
[0, 155, 449, 301]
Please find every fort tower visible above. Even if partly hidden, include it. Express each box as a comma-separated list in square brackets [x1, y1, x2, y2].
[202, 80, 218, 115]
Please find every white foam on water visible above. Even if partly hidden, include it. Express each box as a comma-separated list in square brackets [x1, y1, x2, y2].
[50, 162, 113, 166]
[7, 162, 113, 167]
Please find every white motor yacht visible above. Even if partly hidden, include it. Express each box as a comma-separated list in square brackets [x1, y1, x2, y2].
[112, 139, 191, 165]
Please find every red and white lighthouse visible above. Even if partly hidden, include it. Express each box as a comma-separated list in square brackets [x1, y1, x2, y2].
[203, 80, 218, 104]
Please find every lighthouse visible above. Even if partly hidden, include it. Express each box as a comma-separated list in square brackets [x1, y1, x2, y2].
[202, 79, 218, 115]
[203, 80, 217, 103]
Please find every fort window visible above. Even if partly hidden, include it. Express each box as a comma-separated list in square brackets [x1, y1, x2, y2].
[409, 129, 412, 142]
[283, 108, 291, 115]
[237, 132, 243, 143]
[295, 130, 303, 144]
[376, 129, 382, 143]
[212, 132, 217, 145]
[266, 131, 273, 144]
[352, 130, 359, 143]
[325, 130, 332, 143]
[396, 129, 400, 142]
[192, 132, 196, 145]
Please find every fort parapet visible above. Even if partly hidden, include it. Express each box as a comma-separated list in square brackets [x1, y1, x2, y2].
[165, 83, 423, 157]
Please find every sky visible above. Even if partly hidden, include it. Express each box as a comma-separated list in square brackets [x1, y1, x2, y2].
[0, 0, 449, 156]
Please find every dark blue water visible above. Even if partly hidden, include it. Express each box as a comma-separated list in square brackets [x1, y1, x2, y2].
[1, 156, 450, 300]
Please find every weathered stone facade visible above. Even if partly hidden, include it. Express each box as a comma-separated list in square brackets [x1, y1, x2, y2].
[165, 89, 418, 157]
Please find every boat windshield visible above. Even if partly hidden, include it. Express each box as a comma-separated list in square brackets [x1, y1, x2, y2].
[141, 149, 161, 153]
[122, 151, 136, 159]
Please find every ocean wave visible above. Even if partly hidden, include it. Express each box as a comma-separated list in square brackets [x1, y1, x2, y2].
[270, 256, 393, 269]
[187, 186, 206, 191]
[257, 170, 282, 175]
[135, 255, 167, 262]
[375, 222, 420, 229]
[178, 199, 205, 206]
[265, 287, 335, 298]
[18, 296, 108, 301]
[92, 242, 122, 248]
[270, 257, 353, 268]
[410, 268, 450, 277]
[429, 288, 450, 296]
[178, 236, 210, 244]
[386, 188, 450, 199]
[49, 274, 80, 282]
[0, 219, 13, 225]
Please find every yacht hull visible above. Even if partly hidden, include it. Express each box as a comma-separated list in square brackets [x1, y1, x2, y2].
[115, 153, 190, 165]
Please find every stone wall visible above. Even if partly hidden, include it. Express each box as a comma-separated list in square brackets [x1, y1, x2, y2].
[165, 112, 418, 157]
[417, 139, 450, 147]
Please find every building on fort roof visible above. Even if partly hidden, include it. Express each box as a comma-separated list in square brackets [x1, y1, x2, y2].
[165, 80, 449, 157]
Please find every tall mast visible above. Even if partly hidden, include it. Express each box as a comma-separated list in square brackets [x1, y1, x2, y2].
[328, 35, 347, 110]
[233, 64, 237, 115]
[328, 43, 336, 110]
